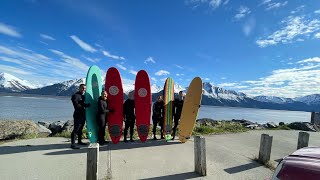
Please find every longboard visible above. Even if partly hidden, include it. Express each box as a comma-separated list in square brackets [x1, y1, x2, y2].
[105, 67, 124, 144]
[163, 77, 174, 141]
[178, 77, 203, 143]
[134, 70, 151, 142]
[85, 65, 102, 143]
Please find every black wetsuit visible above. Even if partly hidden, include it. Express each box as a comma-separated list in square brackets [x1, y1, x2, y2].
[123, 99, 135, 141]
[172, 98, 184, 139]
[152, 101, 164, 138]
[96, 96, 110, 143]
[71, 91, 89, 144]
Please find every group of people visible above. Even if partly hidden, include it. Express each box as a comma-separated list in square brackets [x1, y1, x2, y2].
[70, 84, 185, 149]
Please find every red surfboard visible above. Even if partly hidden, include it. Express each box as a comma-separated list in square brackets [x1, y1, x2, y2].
[105, 67, 124, 144]
[134, 70, 151, 142]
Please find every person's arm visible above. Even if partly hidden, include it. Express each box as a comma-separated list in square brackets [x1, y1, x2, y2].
[71, 94, 84, 110]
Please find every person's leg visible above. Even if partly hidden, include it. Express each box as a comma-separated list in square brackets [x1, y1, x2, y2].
[172, 117, 179, 140]
[129, 119, 135, 142]
[71, 117, 80, 149]
[160, 117, 164, 139]
[124, 121, 129, 142]
[152, 117, 158, 140]
[77, 121, 85, 144]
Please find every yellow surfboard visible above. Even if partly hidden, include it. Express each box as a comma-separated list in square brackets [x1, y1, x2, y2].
[178, 77, 203, 143]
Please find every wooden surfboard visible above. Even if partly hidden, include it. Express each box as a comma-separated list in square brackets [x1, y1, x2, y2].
[105, 67, 124, 144]
[85, 65, 102, 143]
[163, 77, 174, 141]
[134, 70, 151, 142]
[178, 77, 203, 143]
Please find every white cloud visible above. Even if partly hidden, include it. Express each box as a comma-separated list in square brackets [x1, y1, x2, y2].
[155, 70, 170, 76]
[49, 49, 89, 71]
[176, 74, 184, 76]
[223, 56, 320, 98]
[261, 0, 288, 11]
[144, 56, 156, 64]
[83, 56, 100, 63]
[40, 34, 55, 41]
[129, 70, 137, 75]
[256, 16, 320, 47]
[151, 77, 157, 82]
[234, 6, 251, 21]
[315, 9, 320, 14]
[243, 17, 256, 36]
[116, 64, 127, 71]
[174, 64, 184, 69]
[70, 35, 97, 53]
[102, 50, 125, 60]
[315, 33, 320, 39]
[185, 0, 229, 10]
[0, 22, 21, 38]
[221, 77, 227, 80]
[0, 64, 32, 75]
[291, 5, 305, 14]
[204, 78, 210, 81]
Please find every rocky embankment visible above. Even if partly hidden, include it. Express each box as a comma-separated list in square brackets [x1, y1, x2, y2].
[1, 118, 319, 141]
[0, 120, 74, 140]
[196, 118, 320, 132]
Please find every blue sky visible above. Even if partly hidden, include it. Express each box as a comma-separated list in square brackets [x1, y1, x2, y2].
[0, 0, 320, 98]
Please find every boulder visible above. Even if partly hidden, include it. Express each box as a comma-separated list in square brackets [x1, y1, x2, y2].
[267, 122, 278, 128]
[38, 121, 50, 129]
[48, 121, 65, 135]
[196, 118, 218, 127]
[0, 120, 38, 140]
[231, 119, 254, 126]
[288, 122, 317, 132]
[279, 122, 285, 126]
[62, 120, 74, 132]
[37, 124, 52, 137]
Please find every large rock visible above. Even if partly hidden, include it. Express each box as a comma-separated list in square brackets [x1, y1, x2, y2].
[37, 124, 52, 137]
[48, 121, 65, 135]
[0, 120, 38, 140]
[231, 119, 254, 126]
[62, 120, 74, 132]
[288, 122, 317, 132]
[267, 122, 278, 128]
[196, 118, 218, 127]
[38, 121, 50, 129]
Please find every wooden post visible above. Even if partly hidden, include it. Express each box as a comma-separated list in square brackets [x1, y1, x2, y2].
[297, 132, 310, 150]
[87, 143, 99, 180]
[258, 134, 273, 163]
[311, 112, 315, 124]
[194, 136, 206, 176]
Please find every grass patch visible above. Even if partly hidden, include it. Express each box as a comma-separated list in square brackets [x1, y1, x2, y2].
[252, 156, 276, 171]
[53, 131, 72, 138]
[192, 122, 248, 135]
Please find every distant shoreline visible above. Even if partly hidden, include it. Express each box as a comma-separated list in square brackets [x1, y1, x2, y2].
[0, 92, 313, 113]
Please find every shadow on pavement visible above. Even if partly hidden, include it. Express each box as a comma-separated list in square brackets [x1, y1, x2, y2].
[0, 143, 70, 155]
[138, 172, 200, 180]
[44, 140, 182, 155]
[224, 161, 263, 174]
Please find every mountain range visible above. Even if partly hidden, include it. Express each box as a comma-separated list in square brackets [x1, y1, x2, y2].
[1, 72, 319, 112]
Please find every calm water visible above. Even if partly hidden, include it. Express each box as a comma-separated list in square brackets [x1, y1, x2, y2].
[0, 95, 311, 124]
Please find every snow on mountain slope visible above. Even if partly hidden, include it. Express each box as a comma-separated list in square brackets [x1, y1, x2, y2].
[0, 72, 36, 91]
[295, 94, 320, 105]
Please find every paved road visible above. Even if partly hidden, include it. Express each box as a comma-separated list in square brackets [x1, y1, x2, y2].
[0, 130, 319, 180]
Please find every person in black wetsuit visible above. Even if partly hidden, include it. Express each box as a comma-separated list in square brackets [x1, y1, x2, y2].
[172, 91, 185, 140]
[152, 95, 165, 140]
[123, 91, 135, 142]
[96, 91, 114, 145]
[70, 84, 90, 149]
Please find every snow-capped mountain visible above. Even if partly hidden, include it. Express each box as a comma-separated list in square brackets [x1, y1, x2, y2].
[0, 72, 37, 92]
[254, 96, 294, 104]
[151, 84, 162, 93]
[202, 82, 247, 102]
[295, 94, 320, 105]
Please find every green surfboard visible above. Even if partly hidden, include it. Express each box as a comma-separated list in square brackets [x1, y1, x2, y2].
[85, 65, 102, 143]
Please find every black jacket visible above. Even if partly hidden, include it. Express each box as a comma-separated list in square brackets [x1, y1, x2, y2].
[71, 92, 88, 119]
[152, 100, 164, 118]
[173, 98, 184, 119]
[123, 99, 135, 120]
[96, 96, 110, 123]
